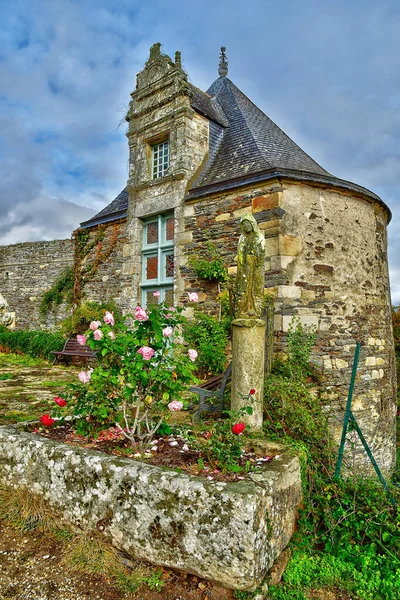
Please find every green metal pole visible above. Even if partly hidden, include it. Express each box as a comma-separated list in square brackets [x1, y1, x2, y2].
[349, 412, 396, 507]
[335, 342, 361, 479]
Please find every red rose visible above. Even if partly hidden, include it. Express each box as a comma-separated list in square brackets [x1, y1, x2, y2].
[203, 431, 212, 439]
[232, 422, 245, 435]
[40, 414, 55, 427]
[249, 388, 256, 395]
[54, 396, 67, 407]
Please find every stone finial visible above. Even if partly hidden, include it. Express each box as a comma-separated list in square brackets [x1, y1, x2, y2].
[149, 42, 162, 61]
[218, 46, 228, 77]
[175, 51, 182, 69]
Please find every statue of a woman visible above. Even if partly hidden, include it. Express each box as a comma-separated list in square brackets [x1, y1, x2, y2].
[235, 214, 266, 318]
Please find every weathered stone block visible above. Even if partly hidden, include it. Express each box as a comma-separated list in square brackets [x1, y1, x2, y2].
[252, 193, 281, 213]
[279, 235, 302, 256]
[0, 425, 302, 592]
[215, 213, 231, 222]
[176, 231, 193, 245]
[278, 285, 301, 300]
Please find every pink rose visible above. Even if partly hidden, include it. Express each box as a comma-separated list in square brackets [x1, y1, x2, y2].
[188, 349, 198, 362]
[107, 331, 115, 340]
[77, 334, 87, 345]
[162, 326, 173, 337]
[54, 396, 67, 407]
[135, 306, 149, 322]
[89, 320, 101, 331]
[137, 346, 155, 360]
[188, 292, 198, 302]
[153, 291, 160, 298]
[168, 306, 175, 312]
[93, 329, 103, 341]
[168, 400, 183, 412]
[104, 311, 114, 326]
[78, 370, 92, 383]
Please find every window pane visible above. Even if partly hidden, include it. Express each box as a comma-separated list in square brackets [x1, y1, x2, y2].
[165, 254, 174, 278]
[146, 256, 158, 280]
[165, 217, 174, 241]
[164, 289, 174, 306]
[146, 290, 158, 305]
[146, 221, 158, 245]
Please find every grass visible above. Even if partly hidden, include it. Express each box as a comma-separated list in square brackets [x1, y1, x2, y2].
[0, 486, 164, 596]
[0, 353, 48, 368]
[0, 373, 13, 381]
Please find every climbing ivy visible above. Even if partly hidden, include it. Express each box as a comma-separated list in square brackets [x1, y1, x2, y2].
[39, 267, 74, 315]
[188, 241, 228, 283]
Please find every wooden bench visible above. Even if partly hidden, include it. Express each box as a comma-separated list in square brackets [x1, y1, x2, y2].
[52, 337, 97, 365]
[189, 362, 232, 421]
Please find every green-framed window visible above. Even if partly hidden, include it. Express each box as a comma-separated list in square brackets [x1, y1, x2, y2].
[152, 140, 169, 179]
[141, 214, 174, 306]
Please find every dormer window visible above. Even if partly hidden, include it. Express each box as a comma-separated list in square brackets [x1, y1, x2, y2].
[152, 140, 169, 179]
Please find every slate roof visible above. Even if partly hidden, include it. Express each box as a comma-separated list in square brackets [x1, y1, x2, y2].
[81, 75, 390, 228]
[188, 83, 229, 127]
[186, 77, 387, 215]
[80, 188, 129, 228]
[190, 76, 330, 192]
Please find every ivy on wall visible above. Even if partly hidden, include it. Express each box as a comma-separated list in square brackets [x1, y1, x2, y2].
[39, 267, 74, 315]
[40, 223, 120, 317]
[72, 224, 120, 307]
[188, 241, 228, 283]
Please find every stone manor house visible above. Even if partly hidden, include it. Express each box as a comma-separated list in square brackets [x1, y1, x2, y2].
[0, 44, 397, 475]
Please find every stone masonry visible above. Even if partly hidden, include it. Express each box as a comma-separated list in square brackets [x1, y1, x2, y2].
[0, 239, 73, 330]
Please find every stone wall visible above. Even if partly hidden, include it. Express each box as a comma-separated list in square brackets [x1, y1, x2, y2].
[0, 239, 73, 330]
[180, 179, 397, 476]
[0, 423, 302, 591]
[78, 219, 132, 314]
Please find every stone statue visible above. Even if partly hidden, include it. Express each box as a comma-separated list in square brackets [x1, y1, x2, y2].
[0, 293, 15, 328]
[235, 214, 266, 318]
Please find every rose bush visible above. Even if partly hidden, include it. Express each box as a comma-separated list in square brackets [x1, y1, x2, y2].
[58, 299, 198, 452]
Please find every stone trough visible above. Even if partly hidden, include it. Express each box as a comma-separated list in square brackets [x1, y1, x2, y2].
[0, 424, 302, 591]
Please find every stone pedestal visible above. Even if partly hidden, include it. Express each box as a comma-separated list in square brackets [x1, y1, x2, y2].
[231, 318, 265, 430]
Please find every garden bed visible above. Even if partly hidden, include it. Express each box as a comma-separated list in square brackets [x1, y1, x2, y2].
[0, 422, 301, 591]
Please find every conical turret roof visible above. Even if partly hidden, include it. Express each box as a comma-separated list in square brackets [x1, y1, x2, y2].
[187, 76, 386, 215]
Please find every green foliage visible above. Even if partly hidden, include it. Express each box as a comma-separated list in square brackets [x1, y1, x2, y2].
[57, 302, 197, 451]
[188, 241, 228, 283]
[39, 267, 74, 315]
[264, 322, 400, 600]
[276, 317, 316, 380]
[0, 325, 64, 360]
[184, 311, 229, 376]
[59, 300, 121, 336]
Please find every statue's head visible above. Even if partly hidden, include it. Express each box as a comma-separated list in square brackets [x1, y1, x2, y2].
[240, 214, 258, 234]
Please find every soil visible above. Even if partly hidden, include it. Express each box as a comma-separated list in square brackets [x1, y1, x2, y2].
[26, 423, 275, 483]
[0, 523, 235, 600]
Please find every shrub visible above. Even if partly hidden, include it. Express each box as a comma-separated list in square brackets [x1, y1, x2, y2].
[54, 299, 197, 451]
[59, 300, 122, 336]
[0, 326, 64, 360]
[183, 311, 229, 377]
[264, 320, 399, 600]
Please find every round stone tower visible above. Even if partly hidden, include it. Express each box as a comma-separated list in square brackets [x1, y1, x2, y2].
[181, 50, 397, 477]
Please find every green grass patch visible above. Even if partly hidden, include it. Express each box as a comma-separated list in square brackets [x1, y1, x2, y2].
[0, 373, 13, 381]
[0, 353, 48, 368]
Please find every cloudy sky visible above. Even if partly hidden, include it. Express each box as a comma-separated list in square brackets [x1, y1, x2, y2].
[1, 0, 400, 302]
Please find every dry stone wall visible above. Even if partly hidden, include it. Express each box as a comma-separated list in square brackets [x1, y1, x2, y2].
[0, 239, 73, 330]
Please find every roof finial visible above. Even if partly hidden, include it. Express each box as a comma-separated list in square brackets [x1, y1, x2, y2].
[218, 46, 228, 77]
